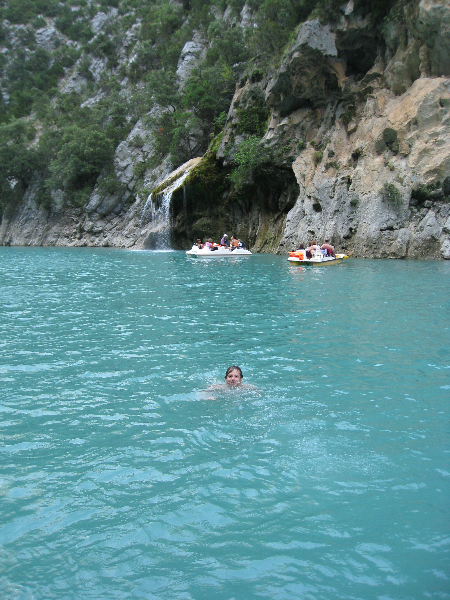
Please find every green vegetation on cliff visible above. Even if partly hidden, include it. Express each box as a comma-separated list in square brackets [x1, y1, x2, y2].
[0, 0, 398, 216]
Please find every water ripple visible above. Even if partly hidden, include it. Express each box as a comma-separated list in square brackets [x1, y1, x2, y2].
[0, 249, 449, 600]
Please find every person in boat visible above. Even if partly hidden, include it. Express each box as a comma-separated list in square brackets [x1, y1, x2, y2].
[196, 238, 204, 249]
[294, 243, 306, 258]
[230, 236, 239, 251]
[220, 233, 229, 246]
[306, 240, 320, 258]
[204, 238, 214, 250]
[321, 239, 335, 257]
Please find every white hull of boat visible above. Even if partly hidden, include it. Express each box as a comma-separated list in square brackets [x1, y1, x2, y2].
[186, 245, 252, 258]
[288, 252, 348, 266]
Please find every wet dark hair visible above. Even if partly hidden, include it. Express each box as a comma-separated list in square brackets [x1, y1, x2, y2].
[225, 366, 243, 379]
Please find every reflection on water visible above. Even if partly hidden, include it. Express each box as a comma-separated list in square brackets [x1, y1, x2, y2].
[0, 248, 449, 600]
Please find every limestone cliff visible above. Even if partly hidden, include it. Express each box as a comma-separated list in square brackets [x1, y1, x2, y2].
[1, 0, 449, 258]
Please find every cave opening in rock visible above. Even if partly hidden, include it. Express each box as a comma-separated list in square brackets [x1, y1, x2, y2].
[339, 38, 378, 79]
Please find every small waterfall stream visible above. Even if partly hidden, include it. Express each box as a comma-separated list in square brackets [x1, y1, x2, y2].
[142, 169, 191, 250]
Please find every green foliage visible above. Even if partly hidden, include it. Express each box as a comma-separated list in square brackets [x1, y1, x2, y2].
[129, 40, 159, 81]
[235, 89, 269, 136]
[213, 112, 227, 135]
[55, 46, 81, 69]
[151, 110, 205, 166]
[137, 2, 186, 69]
[133, 160, 148, 180]
[381, 182, 401, 207]
[443, 177, 450, 197]
[78, 54, 94, 81]
[184, 143, 229, 208]
[86, 33, 120, 67]
[100, 0, 120, 8]
[205, 25, 249, 67]
[229, 135, 271, 189]
[32, 16, 47, 29]
[47, 125, 114, 204]
[0, 94, 8, 124]
[16, 27, 36, 48]
[5, 47, 63, 118]
[0, 120, 44, 213]
[140, 3, 183, 42]
[226, 0, 246, 14]
[148, 57, 235, 165]
[370, 0, 397, 24]
[0, 0, 401, 219]
[247, 0, 316, 65]
[0, 23, 7, 44]
[129, 134, 145, 149]
[145, 69, 180, 111]
[55, 6, 93, 43]
[313, 151, 323, 164]
[375, 138, 386, 154]
[325, 160, 339, 170]
[341, 110, 353, 126]
[382, 127, 399, 153]
[410, 181, 446, 206]
[4, 0, 61, 24]
[105, 101, 130, 146]
[183, 64, 234, 122]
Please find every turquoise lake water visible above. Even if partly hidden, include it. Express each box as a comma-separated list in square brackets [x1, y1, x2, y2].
[0, 247, 449, 600]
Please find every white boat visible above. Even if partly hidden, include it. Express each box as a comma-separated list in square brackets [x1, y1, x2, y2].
[288, 249, 348, 265]
[186, 244, 252, 258]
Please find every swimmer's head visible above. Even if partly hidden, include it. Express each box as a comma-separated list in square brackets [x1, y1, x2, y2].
[224, 366, 243, 385]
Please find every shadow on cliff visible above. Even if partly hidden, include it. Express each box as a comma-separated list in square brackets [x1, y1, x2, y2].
[166, 149, 299, 251]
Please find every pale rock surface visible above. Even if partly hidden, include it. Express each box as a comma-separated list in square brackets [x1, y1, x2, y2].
[176, 36, 206, 87]
[80, 92, 105, 108]
[91, 9, 118, 35]
[240, 3, 255, 28]
[0, 143, 201, 250]
[279, 77, 450, 259]
[265, 20, 340, 113]
[35, 27, 64, 52]
[384, 0, 450, 94]
[89, 57, 108, 83]
[441, 238, 450, 259]
[296, 20, 337, 56]
[60, 69, 88, 94]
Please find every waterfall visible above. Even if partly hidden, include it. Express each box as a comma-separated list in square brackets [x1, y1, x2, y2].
[141, 157, 202, 250]
[143, 169, 191, 250]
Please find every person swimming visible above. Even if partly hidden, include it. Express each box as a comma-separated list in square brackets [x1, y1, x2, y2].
[203, 366, 257, 398]
[224, 365, 243, 386]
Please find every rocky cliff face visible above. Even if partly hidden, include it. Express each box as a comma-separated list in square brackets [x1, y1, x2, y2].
[219, 0, 450, 259]
[277, 77, 450, 259]
[1, 0, 450, 258]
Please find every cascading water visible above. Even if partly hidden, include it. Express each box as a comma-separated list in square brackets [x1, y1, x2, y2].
[142, 169, 191, 250]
